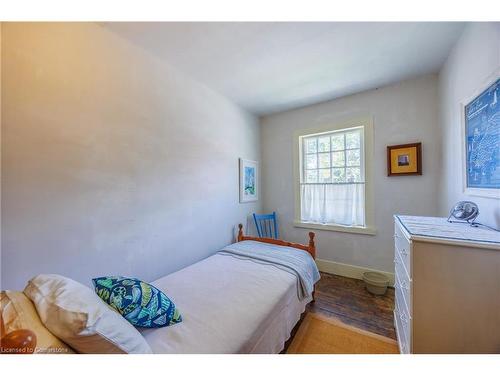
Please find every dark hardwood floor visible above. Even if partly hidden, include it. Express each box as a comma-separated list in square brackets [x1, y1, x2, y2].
[306, 272, 396, 340]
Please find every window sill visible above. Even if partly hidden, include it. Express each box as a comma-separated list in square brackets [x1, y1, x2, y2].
[293, 221, 377, 235]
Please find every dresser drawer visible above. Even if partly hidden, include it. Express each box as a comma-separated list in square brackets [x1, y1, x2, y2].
[394, 221, 411, 274]
[394, 253, 412, 311]
[395, 272, 412, 316]
[394, 311, 410, 354]
[394, 248, 411, 287]
[394, 280, 412, 340]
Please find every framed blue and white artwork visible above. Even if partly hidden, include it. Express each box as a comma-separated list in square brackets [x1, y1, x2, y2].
[239, 158, 258, 203]
[462, 73, 499, 198]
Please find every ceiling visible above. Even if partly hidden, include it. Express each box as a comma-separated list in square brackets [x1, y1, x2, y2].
[103, 22, 465, 116]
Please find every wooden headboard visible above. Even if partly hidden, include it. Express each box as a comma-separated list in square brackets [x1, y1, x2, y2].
[0, 315, 37, 354]
[237, 223, 316, 259]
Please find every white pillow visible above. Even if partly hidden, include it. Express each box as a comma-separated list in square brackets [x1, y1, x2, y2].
[24, 274, 152, 354]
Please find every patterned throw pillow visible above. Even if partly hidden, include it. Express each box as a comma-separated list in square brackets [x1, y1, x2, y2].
[92, 276, 182, 328]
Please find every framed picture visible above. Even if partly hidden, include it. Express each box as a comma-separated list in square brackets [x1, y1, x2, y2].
[239, 158, 258, 203]
[461, 72, 499, 198]
[387, 142, 422, 176]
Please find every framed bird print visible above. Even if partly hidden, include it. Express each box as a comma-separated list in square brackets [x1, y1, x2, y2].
[239, 158, 259, 203]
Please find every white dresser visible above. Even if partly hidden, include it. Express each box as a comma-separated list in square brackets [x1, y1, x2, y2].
[393, 215, 500, 354]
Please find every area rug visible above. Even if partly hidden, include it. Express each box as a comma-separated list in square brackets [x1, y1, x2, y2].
[287, 313, 399, 354]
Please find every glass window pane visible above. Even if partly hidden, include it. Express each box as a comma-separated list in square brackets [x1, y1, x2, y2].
[304, 138, 317, 154]
[318, 136, 330, 152]
[345, 131, 360, 149]
[318, 169, 331, 183]
[305, 170, 318, 183]
[346, 167, 361, 182]
[346, 149, 360, 166]
[332, 168, 346, 183]
[331, 151, 345, 167]
[331, 134, 344, 151]
[318, 153, 331, 168]
[305, 154, 317, 169]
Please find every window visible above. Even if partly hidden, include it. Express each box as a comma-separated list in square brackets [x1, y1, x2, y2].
[293, 117, 375, 234]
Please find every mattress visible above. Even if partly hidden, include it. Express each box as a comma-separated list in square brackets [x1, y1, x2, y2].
[141, 252, 311, 353]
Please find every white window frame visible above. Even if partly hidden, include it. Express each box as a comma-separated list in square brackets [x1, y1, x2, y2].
[293, 116, 376, 235]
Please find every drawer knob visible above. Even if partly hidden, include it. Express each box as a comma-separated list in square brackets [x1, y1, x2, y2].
[400, 312, 408, 324]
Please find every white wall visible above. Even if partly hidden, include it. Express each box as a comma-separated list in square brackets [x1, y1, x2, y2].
[260, 75, 440, 274]
[0, 24, 2, 281]
[438, 23, 500, 227]
[1, 23, 261, 290]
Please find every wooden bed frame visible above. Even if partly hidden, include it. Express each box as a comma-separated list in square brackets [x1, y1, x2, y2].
[0, 315, 37, 354]
[237, 223, 317, 301]
[237, 223, 316, 259]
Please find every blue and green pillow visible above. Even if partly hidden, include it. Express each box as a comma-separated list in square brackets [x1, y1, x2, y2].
[92, 276, 182, 328]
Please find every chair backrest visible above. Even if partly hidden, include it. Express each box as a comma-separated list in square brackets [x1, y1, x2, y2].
[253, 212, 279, 239]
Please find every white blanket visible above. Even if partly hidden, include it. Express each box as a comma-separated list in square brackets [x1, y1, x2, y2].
[219, 240, 320, 300]
[141, 249, 313, 353]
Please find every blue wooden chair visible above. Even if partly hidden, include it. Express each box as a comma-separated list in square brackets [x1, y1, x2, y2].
[253, 212, 279, 239]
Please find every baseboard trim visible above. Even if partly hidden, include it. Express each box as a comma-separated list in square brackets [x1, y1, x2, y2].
[316, 258, 395, 285]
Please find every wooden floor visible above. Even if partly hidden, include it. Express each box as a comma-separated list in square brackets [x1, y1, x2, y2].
[286, 272, 396, 348]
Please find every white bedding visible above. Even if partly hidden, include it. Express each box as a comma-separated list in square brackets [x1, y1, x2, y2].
[141, 250, 312, 353]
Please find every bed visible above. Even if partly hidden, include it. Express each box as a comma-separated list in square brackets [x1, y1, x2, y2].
[1, 225, 319, 354]
[143, 225, 318, 353]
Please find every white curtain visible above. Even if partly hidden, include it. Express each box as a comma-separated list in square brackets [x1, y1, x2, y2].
[300, 183, 365, 226]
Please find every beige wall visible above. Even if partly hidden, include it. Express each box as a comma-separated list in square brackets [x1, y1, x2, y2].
[260, 75, 440, 274]
[438, 23, 500, 227]
[1, 23, 261, 290]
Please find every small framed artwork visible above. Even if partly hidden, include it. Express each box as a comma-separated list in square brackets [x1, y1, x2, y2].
[461, 72, 499, 198]
[239, 158, 258, 203]
[387, 142, 422, 176]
